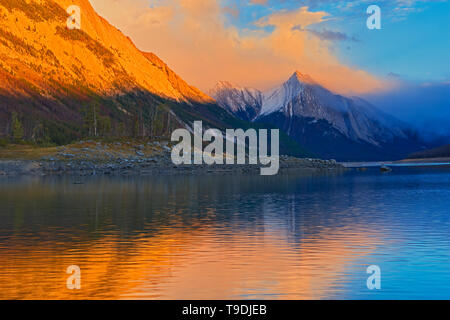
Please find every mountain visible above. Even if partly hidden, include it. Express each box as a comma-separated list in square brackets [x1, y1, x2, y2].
[209, 81, 263, 122]
[0, 0, 212, 104]
[213, 71, 424, 161]
[407, 144, 450, 159]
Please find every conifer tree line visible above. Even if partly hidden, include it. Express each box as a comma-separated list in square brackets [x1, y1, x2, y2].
[0, 100, 178, 146]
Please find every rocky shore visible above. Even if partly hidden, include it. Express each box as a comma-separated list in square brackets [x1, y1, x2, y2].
[0, 141, 344, 177]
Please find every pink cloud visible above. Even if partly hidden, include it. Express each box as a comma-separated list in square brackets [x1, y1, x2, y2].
[90, 0, 389, 95]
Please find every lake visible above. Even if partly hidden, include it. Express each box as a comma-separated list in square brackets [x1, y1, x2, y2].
[1, 167, 450, 299]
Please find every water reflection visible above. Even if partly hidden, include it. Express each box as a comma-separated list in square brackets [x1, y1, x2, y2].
[1, 168, 450, 299]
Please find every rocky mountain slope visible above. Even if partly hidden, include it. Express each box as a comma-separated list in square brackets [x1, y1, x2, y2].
[0, 0, 212, 103]
[209, 81, 263, 122]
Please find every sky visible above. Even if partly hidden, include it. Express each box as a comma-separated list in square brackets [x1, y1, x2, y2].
[90, 0, 450, 133]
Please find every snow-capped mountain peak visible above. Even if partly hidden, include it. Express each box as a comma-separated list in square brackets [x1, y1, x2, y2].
[212, 81, 241, 91]
[290, 71, 317, 85]
[211, 71, 420, 160]
[260, 71, 317, 117]
[209, 81, 263, 121]
[258, 71, 413, 145]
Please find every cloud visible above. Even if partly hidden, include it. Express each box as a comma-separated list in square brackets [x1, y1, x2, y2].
[90, 0, 388, 95]
[249, 0, 268, 5]
[364, 81, 450, 137]
[293, 26, 360, 42]
[387, 72, 402, 79]
[223, 4, 240, 18]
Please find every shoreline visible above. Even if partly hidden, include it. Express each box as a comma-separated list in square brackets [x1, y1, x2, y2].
[3, 141, 450, 176]
[0, 158, 344, 177]
[399, 157, 450, 164]
[341, 157, 450, 168]
[0, 141, 343, 177]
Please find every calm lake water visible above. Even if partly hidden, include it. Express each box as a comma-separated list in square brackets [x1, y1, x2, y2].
[1, 167, 450, 299]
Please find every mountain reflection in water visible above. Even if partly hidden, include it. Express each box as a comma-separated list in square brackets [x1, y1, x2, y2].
[1, 168, 450, 299]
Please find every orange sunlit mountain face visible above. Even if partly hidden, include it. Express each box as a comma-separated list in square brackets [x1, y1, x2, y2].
[0, 0, 211, 103]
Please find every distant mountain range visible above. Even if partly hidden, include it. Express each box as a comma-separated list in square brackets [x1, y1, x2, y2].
[407, 144, 450, 159]
[211, 72, 426, 161]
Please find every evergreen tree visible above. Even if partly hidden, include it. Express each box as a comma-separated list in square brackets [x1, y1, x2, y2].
[11, 112, 24, 142]
[117, 122, 126, 137]
[98, 115, 111, 137]
[82, 101, 100, 137]
[133, 115, 139, 138]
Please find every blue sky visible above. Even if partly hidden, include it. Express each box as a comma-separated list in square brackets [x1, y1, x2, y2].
[221, 0, 450, 84]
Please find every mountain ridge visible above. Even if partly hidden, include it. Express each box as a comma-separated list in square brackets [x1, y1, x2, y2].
[0, 0, 213, 103]
[212, 71, 424, 161]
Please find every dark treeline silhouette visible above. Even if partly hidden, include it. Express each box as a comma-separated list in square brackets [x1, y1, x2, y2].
[0, 97, 179, 146]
